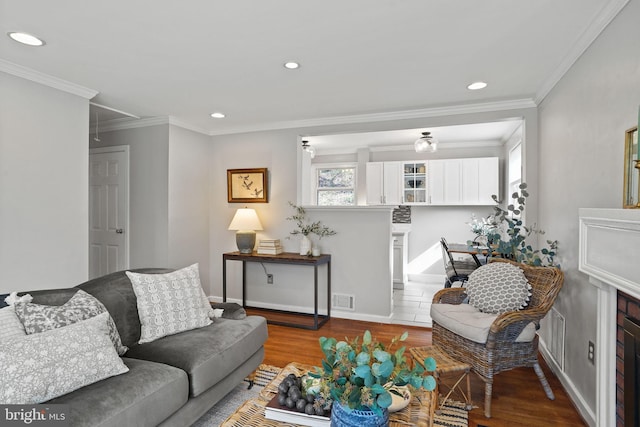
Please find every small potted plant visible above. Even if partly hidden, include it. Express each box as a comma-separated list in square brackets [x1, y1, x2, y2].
[286, 202, 336, 255]
[307, 330, 437, 426]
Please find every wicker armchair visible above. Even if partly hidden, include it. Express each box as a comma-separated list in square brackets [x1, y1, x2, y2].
[431, 258, 564, 418]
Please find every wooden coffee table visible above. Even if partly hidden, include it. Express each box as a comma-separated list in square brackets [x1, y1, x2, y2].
[221, 362, 436, 427]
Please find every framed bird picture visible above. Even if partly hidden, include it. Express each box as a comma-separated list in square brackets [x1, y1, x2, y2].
[227, 168, 268, 203]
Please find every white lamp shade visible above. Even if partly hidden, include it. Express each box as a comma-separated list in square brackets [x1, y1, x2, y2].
[228, 208, 263, 231]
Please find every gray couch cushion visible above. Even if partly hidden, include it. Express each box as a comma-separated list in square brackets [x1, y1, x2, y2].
[125, 316, 268, 397]
[48, 358, 188, 427]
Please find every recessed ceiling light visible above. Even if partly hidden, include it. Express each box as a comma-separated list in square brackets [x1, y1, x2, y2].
[210, 112, 225, 119]
[467, 81, 488, 90]
[7, 31, 45, 46]
[284, 62, 300, 70]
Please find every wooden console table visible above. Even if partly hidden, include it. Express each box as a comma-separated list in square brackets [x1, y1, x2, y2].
[222, 251, 331, 330]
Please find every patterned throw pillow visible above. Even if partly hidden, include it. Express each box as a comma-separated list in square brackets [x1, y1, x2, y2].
[465, 262, 532, 314]
[126, 263, 213, 344]
[0, 313, 129, 404]
[0, 306, 27, 340]
[14, 289, 128, 355]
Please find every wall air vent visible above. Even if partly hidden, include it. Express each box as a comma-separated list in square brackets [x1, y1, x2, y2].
[332, 293, 355, 311]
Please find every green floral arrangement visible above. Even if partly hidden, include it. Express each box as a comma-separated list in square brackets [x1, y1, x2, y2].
[286, 202, 336, 238]
[307, 330, 436, 417]
[480, 183, 559, 267]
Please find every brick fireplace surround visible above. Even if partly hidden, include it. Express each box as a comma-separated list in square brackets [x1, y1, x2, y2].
[616, 291, 640, 426]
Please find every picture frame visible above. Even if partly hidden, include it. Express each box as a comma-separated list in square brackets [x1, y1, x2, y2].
[623, 126, 639, 208]
[227, 168, 268, 203]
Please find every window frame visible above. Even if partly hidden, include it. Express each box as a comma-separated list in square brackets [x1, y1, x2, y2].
[311, 162, 358, 206]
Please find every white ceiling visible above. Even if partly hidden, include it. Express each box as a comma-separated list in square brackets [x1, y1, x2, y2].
[0, 0, 627, 136]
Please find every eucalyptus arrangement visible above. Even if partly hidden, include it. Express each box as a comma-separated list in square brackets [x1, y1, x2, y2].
[473, 183, 559, 267]
[307, 330, 436, 418]
[286, 202, 336, 238]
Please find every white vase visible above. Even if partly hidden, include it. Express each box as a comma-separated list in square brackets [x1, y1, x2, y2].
[299, 235, 312, 255]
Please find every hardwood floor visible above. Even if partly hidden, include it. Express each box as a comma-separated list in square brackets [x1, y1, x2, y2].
[249, 311, 587, 427]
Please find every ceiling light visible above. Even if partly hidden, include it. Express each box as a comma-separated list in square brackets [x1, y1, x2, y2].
[284, 62, 300, 70]
[415, 132, 438, 153]
[467, 81, 487, 90]
[210, 112, 225, 118]
[7, 32, 45, 46]
[301, 140, 316, 158]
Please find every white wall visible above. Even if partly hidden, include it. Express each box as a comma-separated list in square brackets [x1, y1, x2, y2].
[537, 0, 640, 422]
[168, 125, 211, 291]
[90, 125, 170, 268]
[0, 72, 89, 291]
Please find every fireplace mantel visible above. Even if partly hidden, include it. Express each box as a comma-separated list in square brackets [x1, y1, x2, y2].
[579, 208, 640, 426]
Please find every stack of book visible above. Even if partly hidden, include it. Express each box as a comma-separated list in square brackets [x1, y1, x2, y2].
[257, 239, 283, 255]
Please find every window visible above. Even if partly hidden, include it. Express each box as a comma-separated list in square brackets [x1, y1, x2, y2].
[312, 164, 356, 205]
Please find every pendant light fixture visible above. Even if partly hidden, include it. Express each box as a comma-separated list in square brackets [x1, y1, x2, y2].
[414, 131, 437, 153]
[301, 140, 316, 158]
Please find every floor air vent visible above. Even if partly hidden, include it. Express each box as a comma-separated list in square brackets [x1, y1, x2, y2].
[332, 293, 355, 311]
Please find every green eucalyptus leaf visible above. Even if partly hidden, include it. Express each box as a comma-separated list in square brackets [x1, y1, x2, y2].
[337, 377, 347, 386]
[376, 391, 392, 409]
[371, 383, 386, 395]
[373, 348, 391, 362]
[409, 375, 422, 388]
[363, 330, 372, 345]
[354, 365, 371, 378]
[423, 375, 437, 391]
[423, 356, 437, 371]
[356, 351, 370, 366]
[379, 359, 394, 378]
[400, 331, 409, 341]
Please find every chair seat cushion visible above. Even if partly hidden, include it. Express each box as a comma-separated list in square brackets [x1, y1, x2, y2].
[124, 316, 267, 397]
[430, 303, 536, 344]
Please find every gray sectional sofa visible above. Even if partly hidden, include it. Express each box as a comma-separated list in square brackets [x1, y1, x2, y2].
[12, 268, 268, 427]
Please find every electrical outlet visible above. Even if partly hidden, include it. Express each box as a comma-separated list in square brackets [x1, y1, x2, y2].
[267, 274, 273, 284]
[588, 341, 595, 364]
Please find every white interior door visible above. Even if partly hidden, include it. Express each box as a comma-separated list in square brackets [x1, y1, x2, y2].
[89, 146, 129, 279]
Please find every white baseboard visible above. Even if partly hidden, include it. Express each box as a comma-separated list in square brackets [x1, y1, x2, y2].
[207, 295, 391, 324]
[539, 339, 595, 427]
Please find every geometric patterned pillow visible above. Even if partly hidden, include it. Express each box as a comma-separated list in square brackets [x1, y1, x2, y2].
[0, 306, 27, 340]
[465, 262, 532, 314]
[126, 263, 213, 344]
[0, 313, 129, 404]
[13, 290, 128, 355]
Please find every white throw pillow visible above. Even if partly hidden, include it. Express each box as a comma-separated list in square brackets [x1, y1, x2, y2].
[126, 263, 213, 344]
[0, 313, 129, 404]
[465, 262, 532, 314]
[0, 306, 27, 341]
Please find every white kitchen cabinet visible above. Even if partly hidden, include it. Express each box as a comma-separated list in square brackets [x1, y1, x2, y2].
[428, 159, 462, 205]
[461, 157, 499, 204]
[429, 157, 498, 205]
[366, 162, 401, 205]
[401, 162, 428, 204]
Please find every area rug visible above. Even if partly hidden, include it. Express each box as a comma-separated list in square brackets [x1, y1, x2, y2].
[192, 364, 468, 427]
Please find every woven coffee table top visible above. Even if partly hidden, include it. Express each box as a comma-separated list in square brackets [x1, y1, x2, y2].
[221, 362, 436, 427]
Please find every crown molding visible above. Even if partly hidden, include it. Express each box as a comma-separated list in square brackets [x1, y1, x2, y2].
[534, 0, 629, 104]
[208, 99, 537, 136]
[0, 59, 98, 99]
[96, 115, 210, 135]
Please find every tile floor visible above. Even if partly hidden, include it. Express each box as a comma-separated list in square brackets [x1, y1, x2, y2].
[391, 279, 456, 327]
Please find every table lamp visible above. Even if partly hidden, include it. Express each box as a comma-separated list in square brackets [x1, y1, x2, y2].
[228, 208, 263, 253]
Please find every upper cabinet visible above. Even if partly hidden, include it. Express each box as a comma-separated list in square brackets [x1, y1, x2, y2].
[402, 162, 427, 204]
[429, 157, 499, 205]
[365, 157, 499, 206]
[366, 162, 402, 205]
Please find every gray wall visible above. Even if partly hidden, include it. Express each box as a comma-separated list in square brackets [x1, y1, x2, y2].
[0, 72, 89, 292]
[537, 0, 640, 420]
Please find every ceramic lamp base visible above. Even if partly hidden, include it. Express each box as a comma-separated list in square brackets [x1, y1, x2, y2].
[236, 231, 256, 253]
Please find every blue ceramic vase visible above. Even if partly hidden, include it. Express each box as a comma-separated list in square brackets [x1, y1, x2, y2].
[330, 403, 389, 427]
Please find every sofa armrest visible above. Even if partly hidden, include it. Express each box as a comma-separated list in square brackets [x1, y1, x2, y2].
[432, 287, 467, 305]
[211, 302, 246, 320]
